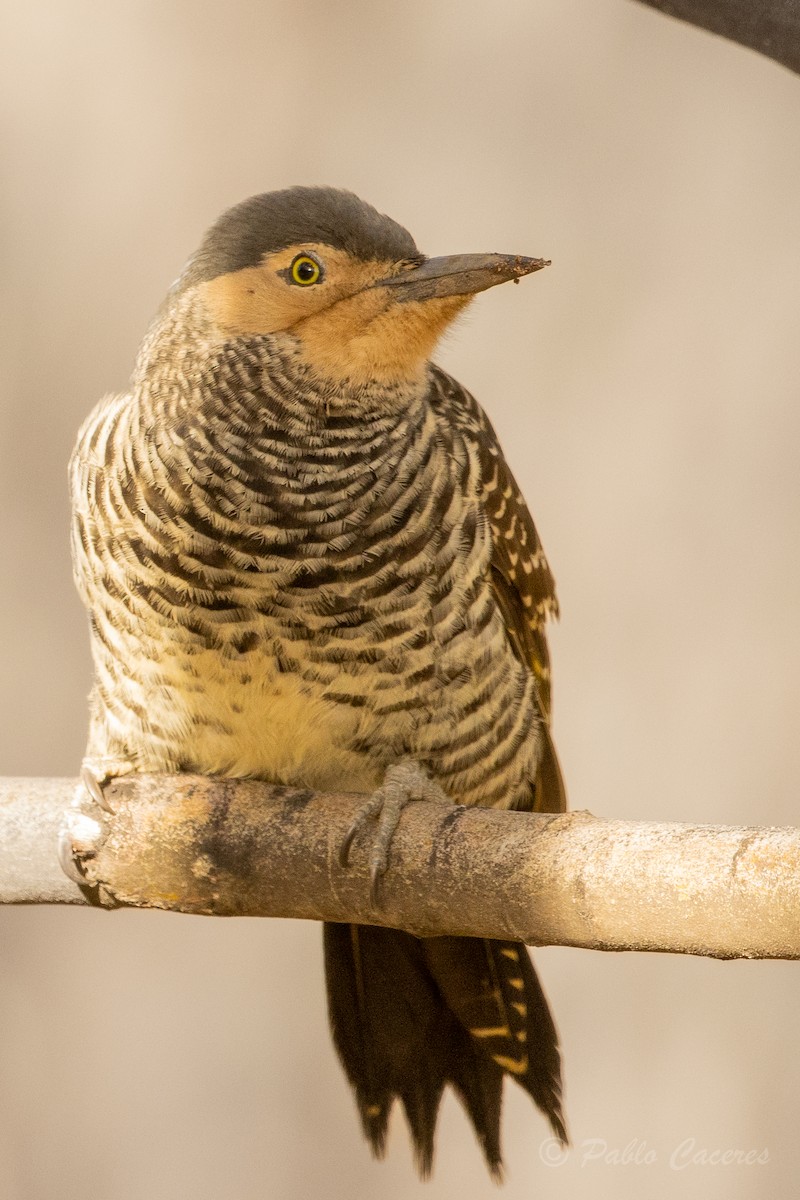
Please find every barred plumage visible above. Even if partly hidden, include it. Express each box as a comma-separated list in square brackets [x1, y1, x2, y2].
[70, 187, 566, 1175]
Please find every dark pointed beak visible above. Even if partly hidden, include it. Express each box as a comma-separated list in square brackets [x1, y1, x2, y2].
[374, 252, 550, 302]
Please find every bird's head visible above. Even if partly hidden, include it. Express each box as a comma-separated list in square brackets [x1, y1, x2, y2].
[176, 187, 549, 390]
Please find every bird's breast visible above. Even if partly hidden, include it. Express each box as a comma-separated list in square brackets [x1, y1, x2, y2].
[72, 375, 539, 805]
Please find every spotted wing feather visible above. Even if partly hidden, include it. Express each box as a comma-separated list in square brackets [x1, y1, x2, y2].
[429, 365, 566, 814]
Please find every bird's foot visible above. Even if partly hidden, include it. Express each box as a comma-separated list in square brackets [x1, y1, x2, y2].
[57, 759, 131, 906]
[339, 758, 449, 904]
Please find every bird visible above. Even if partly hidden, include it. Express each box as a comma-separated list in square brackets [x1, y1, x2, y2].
[68, 186, 567, 1178]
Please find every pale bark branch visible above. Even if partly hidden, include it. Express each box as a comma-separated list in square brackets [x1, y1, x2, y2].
[1, 775, 799, 960]
[632, 0, 800, 75]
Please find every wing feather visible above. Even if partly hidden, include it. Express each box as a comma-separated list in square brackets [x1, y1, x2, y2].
[429, 365, 566, 813]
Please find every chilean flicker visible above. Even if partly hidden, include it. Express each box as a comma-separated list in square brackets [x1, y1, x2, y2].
[68, 187, 567, 1177]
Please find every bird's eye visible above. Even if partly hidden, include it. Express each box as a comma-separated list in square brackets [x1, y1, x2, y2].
[290, 254, 323, 286]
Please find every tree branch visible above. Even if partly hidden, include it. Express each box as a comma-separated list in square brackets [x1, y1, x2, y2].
[2, 775, 799, 960]
[632, 0, 800, 75]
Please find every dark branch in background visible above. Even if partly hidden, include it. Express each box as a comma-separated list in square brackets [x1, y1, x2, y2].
[2, 775, 800, 960]
[633, 0, 800, 75]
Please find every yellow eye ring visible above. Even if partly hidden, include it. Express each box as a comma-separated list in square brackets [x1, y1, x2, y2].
[290, 254, 322, 286]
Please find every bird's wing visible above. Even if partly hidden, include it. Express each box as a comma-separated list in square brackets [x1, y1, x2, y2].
[429, 366, 566, 814]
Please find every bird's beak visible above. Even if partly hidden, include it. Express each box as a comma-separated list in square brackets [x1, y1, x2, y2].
[373, 252, 550, 303]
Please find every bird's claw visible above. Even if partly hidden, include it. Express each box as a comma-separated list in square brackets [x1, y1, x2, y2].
[339, 759, 450, 904]
[339, 794, 383, 868]
[57, 811, 105, 886]
[81, 764, 116, 814]
[58, 762, 124, 905]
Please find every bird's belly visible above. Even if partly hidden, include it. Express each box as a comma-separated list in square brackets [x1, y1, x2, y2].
[90, 554, 539, 806]
[95, 595, 540, 807]
[136, 647, 387, 793]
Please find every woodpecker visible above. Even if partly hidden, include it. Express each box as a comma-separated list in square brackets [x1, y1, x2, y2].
[69, 187, 567, 1177]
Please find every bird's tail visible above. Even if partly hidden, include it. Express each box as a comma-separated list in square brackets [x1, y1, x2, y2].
[323, 922, 566, 1178]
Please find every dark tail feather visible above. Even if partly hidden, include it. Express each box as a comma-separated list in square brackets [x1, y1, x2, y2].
[438, 1017, 505, 1178]
[324, 924, 566, 1178]
[323, 923, 448, 1176]
[423, 936, 567, 1144]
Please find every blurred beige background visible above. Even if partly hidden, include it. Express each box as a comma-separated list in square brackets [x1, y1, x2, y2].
[1, 1, 799, 1197]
